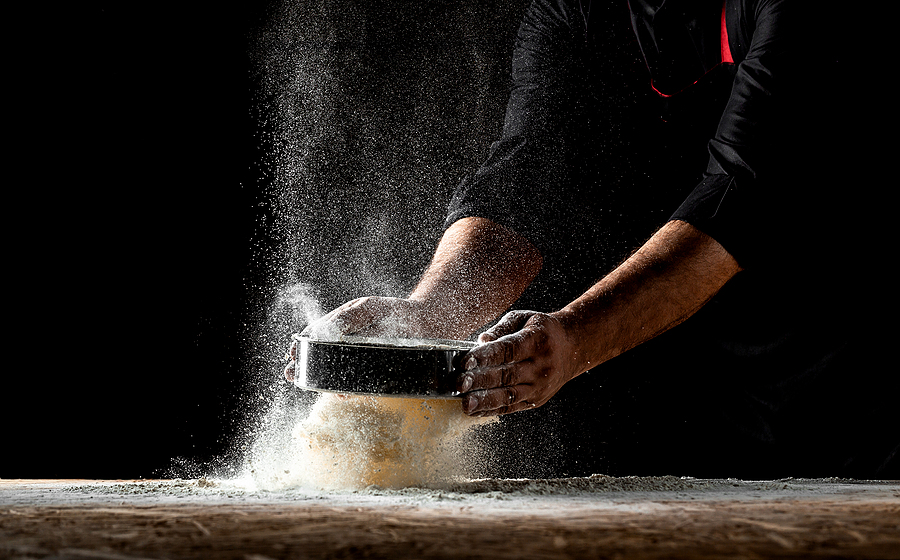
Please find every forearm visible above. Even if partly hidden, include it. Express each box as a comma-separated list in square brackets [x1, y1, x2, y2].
[554, 220, 741, 374]
[409, 217, 543, 339]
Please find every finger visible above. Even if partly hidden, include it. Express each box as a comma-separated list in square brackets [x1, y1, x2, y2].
[284, 361, 295, 382]
[458, 360, 538, 393]
[461, 383, 539, 415]
[332, 298, 395, 335]
[478, 331, 498, 343]
[301, 307, 342, 338]
[468, 399, 541, 417]
[306, 298, 380, 338]
[309, 300, 356, 329]
[461, 386, 518, 414]
[283, 339, 299, 382]
[478, 310, 536, 343]
[467, 327, 543, 370]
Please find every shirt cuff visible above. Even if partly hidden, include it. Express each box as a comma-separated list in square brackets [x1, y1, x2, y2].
[670, 173, 754, 267]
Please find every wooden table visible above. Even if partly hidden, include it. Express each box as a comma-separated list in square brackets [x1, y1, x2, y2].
[2, 477, 898, 559]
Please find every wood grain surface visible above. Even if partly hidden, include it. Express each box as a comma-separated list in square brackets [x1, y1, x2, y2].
[2, 479, 898, 559]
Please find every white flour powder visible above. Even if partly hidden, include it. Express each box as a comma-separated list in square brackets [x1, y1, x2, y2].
[246, 392, 494, 491]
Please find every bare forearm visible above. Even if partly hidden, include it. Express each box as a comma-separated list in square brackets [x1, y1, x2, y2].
[409, 217, 543, 339]
[555, 220, 741, 374]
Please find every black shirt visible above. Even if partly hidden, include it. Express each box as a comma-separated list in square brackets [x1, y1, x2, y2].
[446, 0, 893, 477]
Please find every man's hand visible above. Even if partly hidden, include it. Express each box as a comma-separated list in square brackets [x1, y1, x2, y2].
[457, 310, 583, 416]
[302, 296, 432, 340]
[453, 220, 741, 416]
[284, 337, 300, 382]
[284, 296, 433, 382]
[284, 217, 544, 383]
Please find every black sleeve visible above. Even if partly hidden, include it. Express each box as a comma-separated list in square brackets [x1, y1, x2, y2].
[444, 0, 594, 257]
[670, 0, 800, 268]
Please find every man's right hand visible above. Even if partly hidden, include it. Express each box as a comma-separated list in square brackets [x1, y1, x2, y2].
[284, 296, 434, 382]
[284, 217, 544, 382]
[302, 296, 433, 340]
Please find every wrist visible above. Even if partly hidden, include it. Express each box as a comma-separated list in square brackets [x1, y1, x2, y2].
[548, 308, 601, 378]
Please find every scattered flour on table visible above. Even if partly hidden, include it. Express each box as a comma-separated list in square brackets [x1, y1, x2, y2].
[47, 477, 896, 508]
[244, 392, 495, 491]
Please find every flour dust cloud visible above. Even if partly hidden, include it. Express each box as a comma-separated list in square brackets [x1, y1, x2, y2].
[236, 284, 493, 490]
[245, 392, 495, 490]
[230, 0, 529, 489]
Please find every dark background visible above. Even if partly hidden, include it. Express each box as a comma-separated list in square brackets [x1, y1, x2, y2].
[6, 1, 271, 478]
[6, 0, 567, 479]
[3, 0, 722, 480]
[6, 0, 891, 482]
[7, 0, 737, 480]
[7, 0, 890, 478]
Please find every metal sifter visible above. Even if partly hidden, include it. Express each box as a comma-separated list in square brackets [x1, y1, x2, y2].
[290, 334, 476, 398]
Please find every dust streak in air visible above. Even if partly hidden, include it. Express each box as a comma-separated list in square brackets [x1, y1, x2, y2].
[227, 0, 524, 489]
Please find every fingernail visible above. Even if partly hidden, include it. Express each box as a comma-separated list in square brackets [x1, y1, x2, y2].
[464, 394, 479, 413]
[465, 356, 477, 371]
[460, 374, 473, 393]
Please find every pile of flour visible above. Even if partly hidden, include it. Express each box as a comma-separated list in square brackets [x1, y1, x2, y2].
[246, 392, 494, 491]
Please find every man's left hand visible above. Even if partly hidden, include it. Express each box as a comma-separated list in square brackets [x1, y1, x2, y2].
[457, 310, 582, 416]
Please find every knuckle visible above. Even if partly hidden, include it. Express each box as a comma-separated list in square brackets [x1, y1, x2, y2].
[500, 365, 515, 387]
[479, 342, 503, 366]
[501, 341, 517, 363]
[501, 310, 522, 323]
[507, 386, 518, 403]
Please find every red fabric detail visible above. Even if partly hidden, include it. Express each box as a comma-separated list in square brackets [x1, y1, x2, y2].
[649, 1, 735, 98]
[721, 0, 733, 63]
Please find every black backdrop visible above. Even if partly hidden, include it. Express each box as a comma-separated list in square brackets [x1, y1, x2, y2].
[6, 0, 723, 480]
[6, 0, 891, 481]
[6, 1, 270, 478]
[5, 0, 551, 479]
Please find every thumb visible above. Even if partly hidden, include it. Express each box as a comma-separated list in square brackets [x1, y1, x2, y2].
[479, 310, 538, 343]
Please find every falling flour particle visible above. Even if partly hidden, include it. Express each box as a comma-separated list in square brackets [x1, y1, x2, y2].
[247, 392, 494, 491]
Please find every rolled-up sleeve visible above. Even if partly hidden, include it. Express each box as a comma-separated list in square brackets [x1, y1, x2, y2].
[445, 0, 594, 257]
[670, 0, 800, 268]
